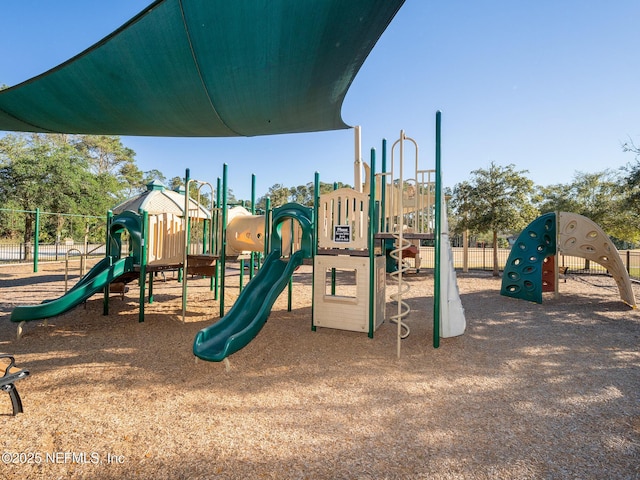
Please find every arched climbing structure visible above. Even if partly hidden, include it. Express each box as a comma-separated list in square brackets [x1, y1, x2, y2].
[558, 212, 636, 308]
[501, 212, 556, 303]
[501, 212, 636, 307]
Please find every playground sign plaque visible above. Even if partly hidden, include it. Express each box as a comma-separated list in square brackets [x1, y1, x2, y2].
[333, 225, 351, 244]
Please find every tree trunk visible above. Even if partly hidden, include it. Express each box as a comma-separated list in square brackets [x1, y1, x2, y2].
[23, 215, 34, 260]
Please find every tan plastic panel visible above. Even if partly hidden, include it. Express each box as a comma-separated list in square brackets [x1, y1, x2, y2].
[558, 212, 636, 307]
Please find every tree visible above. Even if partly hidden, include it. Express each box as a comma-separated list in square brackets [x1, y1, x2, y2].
[69, 134, 143, 200]
[0, 133, 101, 243]
[71, 135, 135, 176]
[536, 170, 634, 243]
[118, 162, 145, 197]
[257, 181, 352, 209]
[258, 184, 291, 208]
[620, 139, 640, 243]
[290, 183, 313, 206]
[450, 162, 537, 276]
[142, 169, 167, 187]
[0, 133, 144, 244]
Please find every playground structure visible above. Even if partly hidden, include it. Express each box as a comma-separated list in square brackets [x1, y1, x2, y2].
[2, 2, 467, 362]
[11, 119, 467, 361]
[192, 123, 466, 361]
[501, 211, 637, 308]
[9, 175, 267, 335]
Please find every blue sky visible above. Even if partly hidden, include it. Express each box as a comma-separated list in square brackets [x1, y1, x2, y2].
[1, 1, 639, 201]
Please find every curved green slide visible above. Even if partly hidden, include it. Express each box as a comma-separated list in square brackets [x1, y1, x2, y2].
[10, 256, 135, 323]
[193, 248, 305, 362]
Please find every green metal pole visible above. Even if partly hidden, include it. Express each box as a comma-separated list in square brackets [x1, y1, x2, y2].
[265, 198, 271, 256]
[33, 208, 40, 273]
[331, 182, 338, 295]
[287, 218, 294, 311]
[381, 139, 387, 233]
[368, 148, 376, 338]
[214, 177, 221, 300]
[205, 206, 215, 292]
[104, 210, 113, 315]
[250, 174, 256, 280]
[181, 181, 190, 320]
[311, 172, 319, 331]
[220, 164, 228, 317]
[139, 210, 149, 322]
[149, 272, 154, 304]
[433, 111, 442, 348]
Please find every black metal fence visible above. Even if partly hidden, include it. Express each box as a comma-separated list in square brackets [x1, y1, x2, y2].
[417, 246, 640, 281]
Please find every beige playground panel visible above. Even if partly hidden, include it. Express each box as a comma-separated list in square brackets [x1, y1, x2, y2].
[558, 212, 636, 308]
[226, 206, 265, 255]
[313, 255, 385, 333]
[317, 188, 368, 250]
[314, 187, 385, 333]
[147, 212, 185, 266]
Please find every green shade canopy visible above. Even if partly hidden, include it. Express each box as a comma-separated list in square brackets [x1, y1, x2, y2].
[0, 0, 404, 137]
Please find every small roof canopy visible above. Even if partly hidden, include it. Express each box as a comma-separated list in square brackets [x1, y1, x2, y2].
[0, 0, 404, 137]
[112, 181, 210, 218]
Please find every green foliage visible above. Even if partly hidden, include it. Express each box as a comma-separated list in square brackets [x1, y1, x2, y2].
[0, 133, 135, 243]
[450, 162, 537, 236]
[450, 162, 537, 275]
[2, 130, 639, 251]
[618, 139, 640, 244]
[260, 183, 291, 208]
[257, 181, 352, 209]
[535, 169, 636, 243]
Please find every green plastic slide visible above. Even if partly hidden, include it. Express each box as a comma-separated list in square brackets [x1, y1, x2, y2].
[193, 249, 304, 362]
[10, 256, 135, 323]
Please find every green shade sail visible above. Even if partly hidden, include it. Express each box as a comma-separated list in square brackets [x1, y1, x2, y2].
[0, 0, 404, 137]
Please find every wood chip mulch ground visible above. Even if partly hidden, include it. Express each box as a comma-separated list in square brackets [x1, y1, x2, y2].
[1, 261, 638, 479]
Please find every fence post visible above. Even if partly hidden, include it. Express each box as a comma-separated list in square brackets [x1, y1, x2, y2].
[627, 250, 630, 273]
[463, 230, 469, 273]
[483, 243, 486, 271]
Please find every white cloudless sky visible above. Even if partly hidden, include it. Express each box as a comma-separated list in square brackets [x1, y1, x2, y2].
[1, 1, 639, 200]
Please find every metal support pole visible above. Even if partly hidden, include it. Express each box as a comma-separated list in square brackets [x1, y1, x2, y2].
[381, 139, 387, 233]
[139, 210, 148, 323]
[264, 198, 271, 256]
[149, 273, 154, 304]
[312, 172, 319, 331]
[214, 177, 221, 300]
[433, 111, 442, 348]
[250, 174, 256, 279]
[103, 210, 113, 316]
[368, 148, 376, 338]
[220, 164, 228, 317]
[182, 179, 191, 322]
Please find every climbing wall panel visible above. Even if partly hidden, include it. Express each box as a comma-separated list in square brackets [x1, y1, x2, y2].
[558, 212, 636, 307]
[500, 212, 556, 303]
